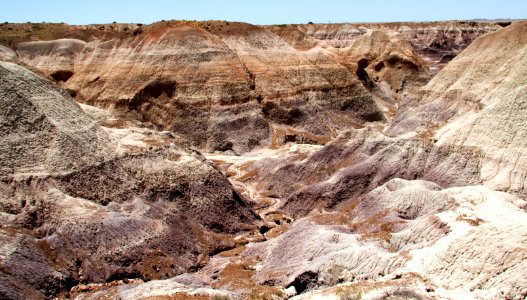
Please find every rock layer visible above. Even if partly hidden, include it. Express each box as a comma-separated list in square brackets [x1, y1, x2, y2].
[6, 21, 499, 154]
[0, 62, 259, 300]
[389, 20, 527, 194]
[246, 21, 527, 217]
[8, 21, 438, 153]
[197, 22, 527, 299]
[269, 21, 502, 74]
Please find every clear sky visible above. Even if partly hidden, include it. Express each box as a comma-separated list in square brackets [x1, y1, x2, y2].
[1, 0, 526, 25]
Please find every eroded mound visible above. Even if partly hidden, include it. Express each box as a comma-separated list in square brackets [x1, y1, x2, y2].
[0, 62, 113, 177]
[0, 62, 259, 300]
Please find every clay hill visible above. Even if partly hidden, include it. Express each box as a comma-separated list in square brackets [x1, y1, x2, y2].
[0, 62, 260, 299]
[2, 21, 503, 154]
[1, 19, 526, 300]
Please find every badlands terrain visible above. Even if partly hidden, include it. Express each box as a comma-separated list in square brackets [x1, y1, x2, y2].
[0, 19, 526, 300]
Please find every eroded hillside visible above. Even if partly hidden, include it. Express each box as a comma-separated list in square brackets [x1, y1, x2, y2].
[1, 20, 526, 300]
[1, 20, 502, 154]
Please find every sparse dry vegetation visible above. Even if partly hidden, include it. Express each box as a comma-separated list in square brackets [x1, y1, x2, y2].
[0, 22, 137, 47]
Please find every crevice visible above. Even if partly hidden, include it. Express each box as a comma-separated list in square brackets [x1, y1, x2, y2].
[50, 70, 74, 82]
[119, 79, 177, 111]
[374, 61, 385, 72]
[286, 271, 319, 294]
[356, 58, 374, 88]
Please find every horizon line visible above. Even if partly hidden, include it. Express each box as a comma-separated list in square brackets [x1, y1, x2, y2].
[2, 18, 525, 27]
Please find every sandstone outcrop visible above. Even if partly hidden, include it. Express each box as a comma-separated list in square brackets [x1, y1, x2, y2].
[213, 22, 386, 145]
[330, 29, 432, 109]
[268, 26, 433, 111]
[196, 22, 527, 299]
[0, 62, 259, 300]
[16, 39, 86, 83]
[396, 21, 504, 74]
[6, 21, 498, 154]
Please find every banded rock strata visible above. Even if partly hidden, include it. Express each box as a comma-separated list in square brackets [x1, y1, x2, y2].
[0, 62, 259, 300]
[219, 21, 527, 299]
[6, 21, 477, 154]
[269, 21, 503, 74]
[0, 20, 526, 300]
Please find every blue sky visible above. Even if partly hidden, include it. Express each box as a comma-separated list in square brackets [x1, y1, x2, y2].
[1, 0, 526, 25]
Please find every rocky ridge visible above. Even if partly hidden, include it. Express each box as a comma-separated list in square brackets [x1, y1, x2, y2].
[2, 20, 497, 155]
[268, 21, 504, 74]
[11, 21, 386, 154]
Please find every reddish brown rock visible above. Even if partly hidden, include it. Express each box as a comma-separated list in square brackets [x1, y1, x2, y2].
[13, 21, 387, 153]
